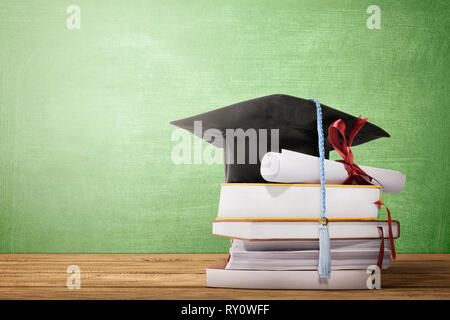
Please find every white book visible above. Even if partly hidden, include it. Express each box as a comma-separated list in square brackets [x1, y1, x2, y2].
[226, 240, 391, 270]
[226, 258, 390, 271]
[212, 220, 400, 240]
[207, 259, 378, 290]
[218, 183, 382, 219]
[235, 239, 391, 251]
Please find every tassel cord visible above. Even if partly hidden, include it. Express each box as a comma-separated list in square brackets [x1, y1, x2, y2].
[311, 99, 331, 279]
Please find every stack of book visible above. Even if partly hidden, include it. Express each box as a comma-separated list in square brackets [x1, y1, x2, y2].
[170, 94, 405, 290]
[207, 182, 400, 289]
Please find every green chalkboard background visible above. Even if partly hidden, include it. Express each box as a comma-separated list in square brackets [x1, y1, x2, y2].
[0, 0, 448, 253]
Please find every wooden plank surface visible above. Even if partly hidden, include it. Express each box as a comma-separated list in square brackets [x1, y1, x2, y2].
[0, 253, 449, 299]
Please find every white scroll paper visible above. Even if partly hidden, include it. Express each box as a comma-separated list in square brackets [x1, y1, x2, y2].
[260, 149, 406, 194]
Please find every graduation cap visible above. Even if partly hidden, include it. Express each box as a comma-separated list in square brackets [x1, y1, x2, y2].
[170, 94, 389, 183]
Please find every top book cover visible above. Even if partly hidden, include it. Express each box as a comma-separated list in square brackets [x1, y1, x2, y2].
[217, 183, 382, 219]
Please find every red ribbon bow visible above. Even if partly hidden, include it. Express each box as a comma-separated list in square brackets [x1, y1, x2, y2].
[329, 117, 396, 261]
[328, 116, 374, 185]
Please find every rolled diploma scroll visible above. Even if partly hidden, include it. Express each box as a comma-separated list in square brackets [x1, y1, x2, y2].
[260, 149, 406, 194]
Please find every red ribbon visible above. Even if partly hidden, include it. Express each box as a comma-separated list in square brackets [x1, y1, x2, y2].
[328, 117, 375, 185]
[329, 118, 396, 262]
[376, 226, 385, 269]
[375, 200, 396, 260]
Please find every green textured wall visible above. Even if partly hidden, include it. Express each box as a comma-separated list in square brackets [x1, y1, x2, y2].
[0, 0, 448, 253]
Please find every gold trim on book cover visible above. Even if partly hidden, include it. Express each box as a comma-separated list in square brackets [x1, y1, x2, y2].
[221, 183, 383, 190]
[214, 217, 378, 222]
[211, 234, 398, 241]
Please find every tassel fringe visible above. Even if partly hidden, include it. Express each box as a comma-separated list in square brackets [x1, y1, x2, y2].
[318, 224, 331, 278]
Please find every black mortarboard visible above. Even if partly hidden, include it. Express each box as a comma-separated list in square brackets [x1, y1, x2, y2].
[170, 94, 390, 183]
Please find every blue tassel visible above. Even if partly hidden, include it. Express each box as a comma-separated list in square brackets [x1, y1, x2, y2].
[311, 99, 331, 279]
[318, 224, 331, 278]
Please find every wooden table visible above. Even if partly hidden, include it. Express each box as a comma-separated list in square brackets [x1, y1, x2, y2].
[0, 254, 448, 299]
